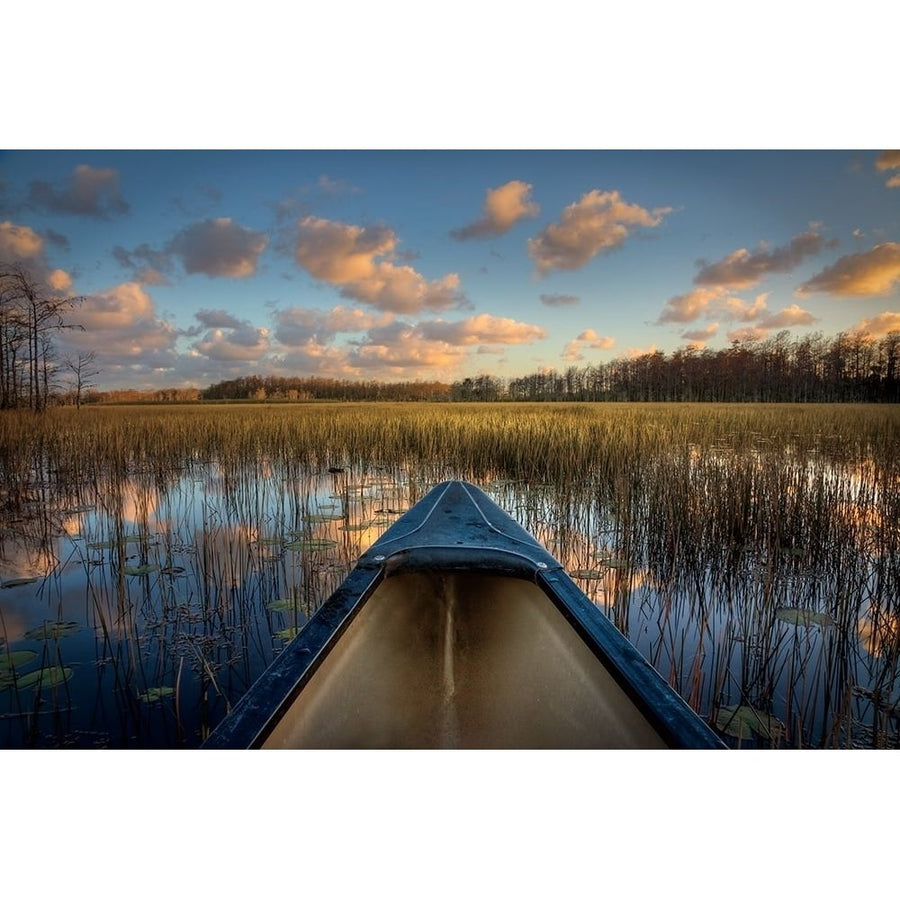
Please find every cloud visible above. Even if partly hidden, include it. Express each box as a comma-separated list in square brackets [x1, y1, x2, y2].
[48, 269, 72, 291]
[0, 220, 75, 289]
[849, 311, 900, 338]
[293, 216, 465, 313]
[680, 324, 719, 341]
[539, 293, 580, 307]
[113, 243, 175, 285]
[195, 308, 245, 329]
[60, 283, 180, 378]
[623, 344, 659, 359]
[27, 164, 128, 218]
[528, 190, 672, 275]
[797, 243, 900, 297]
[757, 303, 817, 328]
[726, 327, 769, 343]
[194, 326, 271, 361]
[0, 220, 44, 260]
[347, 321, 468, 373]
[694, 231, 826, 289]
[875, 151, 900, 171]
[718, 293, 769, 322]
[188, 308, 271, 361]
[724, 304, 817, 343]
[451, 181, 539, 240]
[887, 175, 900, 189]
[169, 218, 268, 278]
[657, 286, 730, 324]
[562, 328, 615, 361]
[272, 305, 390, 346]
[416, 313, 545, 346]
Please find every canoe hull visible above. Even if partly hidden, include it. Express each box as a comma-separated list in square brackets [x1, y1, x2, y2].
[203, 481, 724, 749]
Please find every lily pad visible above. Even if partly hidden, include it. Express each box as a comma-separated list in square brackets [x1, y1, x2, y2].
[139, 686, 175, 703]
[303, 513, 344, 523]
[124, 564, 159, 576]
[276, 626, 300, 641]
[9, 666, 73, 690]
[160, 566, 186, 576]
[268, 598, 301, 612]
[714, 705, 783, 740]
[0, 577, 39, 589]
[339, 523, 371, 532]
[283, 539, 338, 552]
[572, 569, 605, 580]
[1, 650, 38, 670]
[776, 608, 835, 628]
[24, 622, 80, 640]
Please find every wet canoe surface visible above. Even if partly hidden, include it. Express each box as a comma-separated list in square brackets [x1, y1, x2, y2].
[203, 481, 725, 749]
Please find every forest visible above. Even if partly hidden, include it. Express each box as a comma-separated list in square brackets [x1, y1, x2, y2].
[3, 262, 899, 406]
[202, 329, 900, 404]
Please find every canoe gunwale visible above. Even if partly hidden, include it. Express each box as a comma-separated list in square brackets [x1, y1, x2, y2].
[201, 481, 725, 749]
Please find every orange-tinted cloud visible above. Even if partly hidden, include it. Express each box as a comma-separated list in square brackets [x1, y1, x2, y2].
[657, 286, 729, 324]
[169, 218, 268, 278]
[886, 175, 900, 189]
[680, 323, 719, 342]
[294, 216, 464, 313]
[849, 311, 900, 337]
[61, 282, 179, 369]
[694, 231, 826, 289]
[0, 220, 44, 259]
[27, 164, 128, 218]
[417, 313, 545, 346]
[451, 181, 539, 240]
[562, 329, 615, 362]
[528, 190, 671, 275]
[875, 151, 900, 171]
[726, 326, 769, 343]
[797, 243, 900, 297]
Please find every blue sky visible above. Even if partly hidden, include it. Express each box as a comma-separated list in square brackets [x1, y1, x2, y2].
[2, 149, 899, 390]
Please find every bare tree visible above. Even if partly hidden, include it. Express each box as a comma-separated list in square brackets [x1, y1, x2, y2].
[64, 350, 101, 409]
[0, 263, 83, 411]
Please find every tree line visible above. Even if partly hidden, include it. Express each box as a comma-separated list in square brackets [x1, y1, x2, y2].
[201, 375, 452, 402]
[450, 330, 900, 403]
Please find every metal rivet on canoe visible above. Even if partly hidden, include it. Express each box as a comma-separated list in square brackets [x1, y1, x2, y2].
[374, 555, 385, 562]
[537, 562, 548, 569]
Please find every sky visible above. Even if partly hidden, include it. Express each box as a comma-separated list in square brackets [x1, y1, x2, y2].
[2, 149, 899, 391]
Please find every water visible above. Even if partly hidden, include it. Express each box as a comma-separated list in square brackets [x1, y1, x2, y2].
[1, 454, 898, 748]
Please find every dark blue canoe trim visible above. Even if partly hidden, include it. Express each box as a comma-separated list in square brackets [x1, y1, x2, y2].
[202, 481, 725, 749]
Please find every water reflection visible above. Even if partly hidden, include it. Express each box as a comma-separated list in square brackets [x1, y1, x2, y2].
[1, 452, 898, 749]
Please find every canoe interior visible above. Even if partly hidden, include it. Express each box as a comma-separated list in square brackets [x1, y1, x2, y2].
[261, 570, 667, 749]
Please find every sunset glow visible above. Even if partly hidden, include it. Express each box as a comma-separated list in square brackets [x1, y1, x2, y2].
[1, 150, 898, 391]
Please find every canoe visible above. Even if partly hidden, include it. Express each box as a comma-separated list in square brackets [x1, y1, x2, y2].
[202, 480, 725, 749]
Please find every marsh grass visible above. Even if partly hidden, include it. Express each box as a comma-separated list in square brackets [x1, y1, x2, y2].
[1, 401, 898, 747]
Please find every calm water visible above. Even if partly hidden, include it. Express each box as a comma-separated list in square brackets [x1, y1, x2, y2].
[1, 455, 897, 748]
